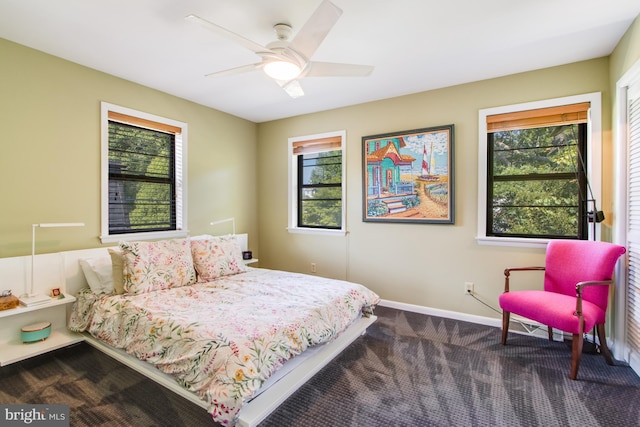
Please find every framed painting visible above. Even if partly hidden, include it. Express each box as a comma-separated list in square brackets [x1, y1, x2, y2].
[362, 124, 455, 224]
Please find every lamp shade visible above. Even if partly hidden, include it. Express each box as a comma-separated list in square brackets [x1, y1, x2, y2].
[210, 217, 235, 235]
[37, 222, 85, 228]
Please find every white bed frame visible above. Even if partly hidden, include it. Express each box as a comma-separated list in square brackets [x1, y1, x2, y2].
[0, 235, 376, 426]
[84, 314, 375, 426]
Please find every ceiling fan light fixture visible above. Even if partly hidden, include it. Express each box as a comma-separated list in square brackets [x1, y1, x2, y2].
[263, 60, 302, 81]
[283, 80, 305, 98]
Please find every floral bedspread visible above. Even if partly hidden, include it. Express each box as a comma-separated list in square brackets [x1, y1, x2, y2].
[69, 268, 379, 426]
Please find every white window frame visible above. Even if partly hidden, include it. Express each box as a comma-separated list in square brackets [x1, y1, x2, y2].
[100, 102, 188, 243]
[287, 130, 347, 236]
[477, 92, 602, 248]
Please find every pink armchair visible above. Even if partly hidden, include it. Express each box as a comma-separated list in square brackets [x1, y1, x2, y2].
[499, 239, 626, 380]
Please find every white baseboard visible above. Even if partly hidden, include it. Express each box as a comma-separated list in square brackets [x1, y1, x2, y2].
[630, 351, 640, 375]
[377, 299, 565, 341]
[378, 299, 502, 328]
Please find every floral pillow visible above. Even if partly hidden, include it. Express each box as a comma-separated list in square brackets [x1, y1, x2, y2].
[120, 238, 197, 295]
[191, 235, 248, 282]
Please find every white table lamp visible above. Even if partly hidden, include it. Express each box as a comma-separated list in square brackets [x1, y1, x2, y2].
[20, 222, 85, 306]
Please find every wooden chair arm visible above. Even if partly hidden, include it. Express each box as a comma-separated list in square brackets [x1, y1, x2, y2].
[503, 267, 545, 292]
[574, 280, 613, 316]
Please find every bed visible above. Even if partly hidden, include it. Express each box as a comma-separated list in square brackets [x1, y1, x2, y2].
[67, 235, 379, 426]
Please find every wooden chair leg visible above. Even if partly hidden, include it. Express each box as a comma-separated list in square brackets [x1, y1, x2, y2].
[570, 333, 583, 380]
[501, 311, 510, 345]
[596, 323, 614, 366]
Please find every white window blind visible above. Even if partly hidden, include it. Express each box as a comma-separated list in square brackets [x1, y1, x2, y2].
[627, 77, 640, 361]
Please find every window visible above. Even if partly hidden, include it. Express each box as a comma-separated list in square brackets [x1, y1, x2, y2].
[288, 131, 346, 235]
[477, 93, 602, 247]
[100, 102, 187, 243]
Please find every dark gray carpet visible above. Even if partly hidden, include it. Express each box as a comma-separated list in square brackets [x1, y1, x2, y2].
[262, 306, 640, 426]
[1, 306, 639, 426]
[0, 340, 213, 426]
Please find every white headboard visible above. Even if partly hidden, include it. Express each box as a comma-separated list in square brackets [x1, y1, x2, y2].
[0, 234, 250, 298]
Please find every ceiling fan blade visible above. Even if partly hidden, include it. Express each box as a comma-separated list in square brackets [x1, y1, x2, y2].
[305, 61, 374, 77]
[205, 63, 262, 78]
[289, 0, 342, 59]
[186, 14, 271, 55]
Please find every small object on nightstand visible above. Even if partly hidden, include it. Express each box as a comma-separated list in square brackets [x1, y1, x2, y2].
[51, 288, 61, 298]
[21, 321, 52, 343]
[0, 290, 19, 311]
[19, 293, 52, 306]
[242, 251, 252, 260]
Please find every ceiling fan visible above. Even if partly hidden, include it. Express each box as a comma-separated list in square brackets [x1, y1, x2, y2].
[186, 0, 373, 98]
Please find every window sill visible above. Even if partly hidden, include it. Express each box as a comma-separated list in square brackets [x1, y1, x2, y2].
[287, 227, 346, 237]
[476, 236, 549, 249]
[100, 230, 188, 244]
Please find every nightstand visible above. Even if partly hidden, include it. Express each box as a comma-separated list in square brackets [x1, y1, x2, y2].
[0, 294, 83, 366]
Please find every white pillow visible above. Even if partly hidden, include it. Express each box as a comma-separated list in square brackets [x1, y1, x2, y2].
[189, 234, 215, 241]
[79, 257, 114, 294]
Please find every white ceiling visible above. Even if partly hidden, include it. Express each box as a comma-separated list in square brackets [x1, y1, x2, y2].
[1, 0, 639, 123]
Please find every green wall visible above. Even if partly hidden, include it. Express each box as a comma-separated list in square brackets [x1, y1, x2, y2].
[611, 14, 640, 81]
[0, 38, 258, 258]
[256, 58, 612, 317]
[2, 12, 640, 321]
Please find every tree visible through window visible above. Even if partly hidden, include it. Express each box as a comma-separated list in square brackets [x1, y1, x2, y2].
[108, 121, 175, 233]
[101, 102, 187, 243]
[488, 123, 587, 239]
[298, 150, 342, 228]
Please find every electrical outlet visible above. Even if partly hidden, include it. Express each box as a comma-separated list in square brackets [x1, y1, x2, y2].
[464, 282, 474, 295]
[310, 262, 317, 273]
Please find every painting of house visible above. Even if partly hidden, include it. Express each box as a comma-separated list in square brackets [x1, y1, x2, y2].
[363, 126, 453, 223]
